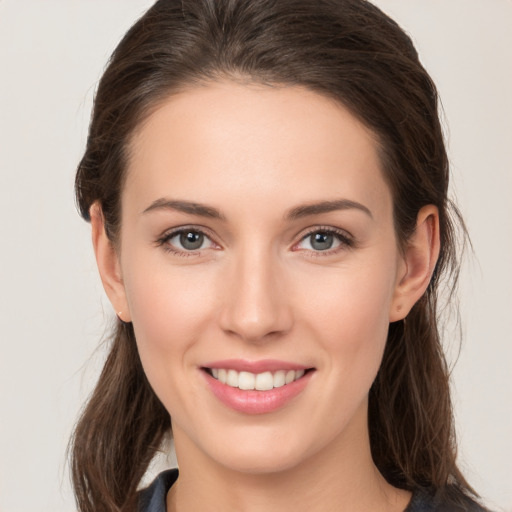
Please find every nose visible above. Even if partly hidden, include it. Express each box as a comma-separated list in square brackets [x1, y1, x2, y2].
[218, 247, 293, 342]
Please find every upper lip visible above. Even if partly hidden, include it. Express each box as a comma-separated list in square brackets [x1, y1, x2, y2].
[202, 359, 312, 373]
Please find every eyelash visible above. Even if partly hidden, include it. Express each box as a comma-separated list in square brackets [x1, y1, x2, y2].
[293, 226, 355, 256]
[155, 225, 355, 257]
[155, 226, 219, 257]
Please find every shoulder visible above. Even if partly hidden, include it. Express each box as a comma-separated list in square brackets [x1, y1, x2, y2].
[138, 472, 492, 512]
[138, 469, 179, 512]
[407, 486, 491, 512]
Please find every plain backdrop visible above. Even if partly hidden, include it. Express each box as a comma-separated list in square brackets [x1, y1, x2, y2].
[0, 1, 511, 511]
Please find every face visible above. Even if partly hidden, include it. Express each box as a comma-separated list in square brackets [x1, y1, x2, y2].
[109, 81, 411, 474]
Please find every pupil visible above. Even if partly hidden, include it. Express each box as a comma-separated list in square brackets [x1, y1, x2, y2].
[180, 231, 203, 250]
[311, 232, 333, 250]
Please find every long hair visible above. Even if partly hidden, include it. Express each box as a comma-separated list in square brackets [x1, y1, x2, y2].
[71, 0, 473, 510]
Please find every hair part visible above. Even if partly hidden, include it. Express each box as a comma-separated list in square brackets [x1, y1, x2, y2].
[72, 1, 474, 510]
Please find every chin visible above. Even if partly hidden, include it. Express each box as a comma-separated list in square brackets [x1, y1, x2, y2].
[198, 427, 318, 476]
[217, 449, 305, 475]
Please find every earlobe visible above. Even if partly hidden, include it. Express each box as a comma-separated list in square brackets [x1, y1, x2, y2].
[90, 203, 131, 322]
[389, 205, 440, 322]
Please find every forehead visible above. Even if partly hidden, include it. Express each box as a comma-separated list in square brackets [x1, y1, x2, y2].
[124, 81, 391, 221]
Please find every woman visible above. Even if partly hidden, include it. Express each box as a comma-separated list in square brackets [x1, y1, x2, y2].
[70, 0, 489, 510]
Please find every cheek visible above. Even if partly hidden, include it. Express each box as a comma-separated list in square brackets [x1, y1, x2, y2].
[296, 261, 396, 372]
[126, 257, 210, 331]
[122, 259, 217, 386]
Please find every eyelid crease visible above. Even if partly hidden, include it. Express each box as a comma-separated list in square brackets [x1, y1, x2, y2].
[154, 224, 356, 257]
[296, 225, 354, 242]
[292, 225, 356, 254]
[156, 224, 218, 241]
[155, 225, 221, 255]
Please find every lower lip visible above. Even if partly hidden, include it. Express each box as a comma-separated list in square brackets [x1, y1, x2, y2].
[202, 370, 314, 414]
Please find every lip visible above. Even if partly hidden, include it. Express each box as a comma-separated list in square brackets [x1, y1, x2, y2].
[200, 361, 315, 415]
[202, 358, 310, 373]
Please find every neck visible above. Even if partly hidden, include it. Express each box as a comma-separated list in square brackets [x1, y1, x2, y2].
[167, 407, 411, 512]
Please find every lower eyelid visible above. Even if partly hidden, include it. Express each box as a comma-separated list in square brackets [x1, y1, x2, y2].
[172, 231, 215, 249]
[156, 227, 216, 251]
[295, 229, 354, 250]
[156, 227, 353, 255]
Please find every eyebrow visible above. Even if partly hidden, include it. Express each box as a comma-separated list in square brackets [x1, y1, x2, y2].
[142, 197, 372, 220]
[142, 198, 226, 220]
[285, 199, 373, 220]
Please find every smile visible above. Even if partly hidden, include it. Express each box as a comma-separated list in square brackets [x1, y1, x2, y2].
[201, 362, 315, 414]
[208, 368, 306, 391]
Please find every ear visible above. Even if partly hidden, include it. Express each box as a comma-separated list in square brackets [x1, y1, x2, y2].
[389, 205, 440, 322]
[90, 202, 131, 322]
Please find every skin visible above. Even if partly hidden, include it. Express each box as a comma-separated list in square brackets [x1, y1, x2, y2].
[92, 81, 440, 512]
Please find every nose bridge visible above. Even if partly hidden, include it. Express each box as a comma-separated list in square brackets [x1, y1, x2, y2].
[219, 240, 291, 341]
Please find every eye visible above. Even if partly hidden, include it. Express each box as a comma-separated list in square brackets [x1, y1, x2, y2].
[159, 228, 217, 253]
[295, 228, 353, 253]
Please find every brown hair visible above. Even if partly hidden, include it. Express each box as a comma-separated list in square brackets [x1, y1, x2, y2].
[71, 0, 475, 510]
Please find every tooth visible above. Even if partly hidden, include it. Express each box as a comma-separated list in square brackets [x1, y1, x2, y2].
[255, 371, 274, 391]
[213, 368, 307, 389]
[227, 369, 239, 387]
[273, 370, 286, 388]
[218, 368, 227, 384]
[285, 370, 295, 384]
[238, 371, 256, 390]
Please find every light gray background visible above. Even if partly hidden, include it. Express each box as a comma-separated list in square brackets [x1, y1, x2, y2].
[0, 1, 511, 511]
